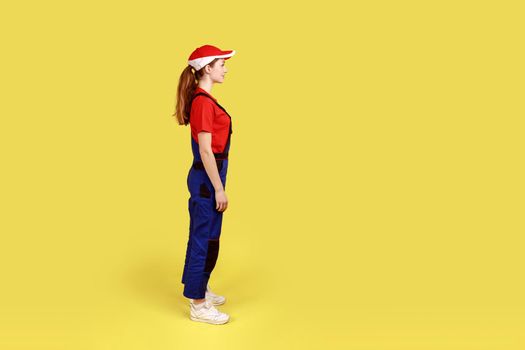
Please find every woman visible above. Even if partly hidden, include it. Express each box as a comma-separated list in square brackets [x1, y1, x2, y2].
[173, 44, 236, 325]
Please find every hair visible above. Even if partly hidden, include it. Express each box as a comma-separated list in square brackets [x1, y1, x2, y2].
[172, 58, 221, 125]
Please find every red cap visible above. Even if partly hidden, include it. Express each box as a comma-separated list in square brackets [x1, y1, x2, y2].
[188, 45, 236, 71]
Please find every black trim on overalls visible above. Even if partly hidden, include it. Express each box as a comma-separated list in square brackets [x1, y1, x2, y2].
[204, 238, 220, 273]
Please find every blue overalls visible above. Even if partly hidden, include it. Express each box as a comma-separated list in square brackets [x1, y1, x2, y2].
[181, 92, 232, 299]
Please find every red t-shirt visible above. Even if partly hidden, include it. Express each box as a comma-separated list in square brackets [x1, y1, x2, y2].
[190, 87, 231, 153]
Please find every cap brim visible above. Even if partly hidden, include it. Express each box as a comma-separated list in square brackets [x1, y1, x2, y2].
[216, 50, 236, 60]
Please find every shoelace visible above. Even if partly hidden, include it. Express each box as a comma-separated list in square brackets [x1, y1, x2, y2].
[192, 300, 225, 321]
[193, 300, 218, 313]
[199, 301, 224, 320]
[206, 301, 221, 316]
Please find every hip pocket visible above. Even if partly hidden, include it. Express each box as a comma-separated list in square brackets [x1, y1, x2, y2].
[199, 182, 212, 198]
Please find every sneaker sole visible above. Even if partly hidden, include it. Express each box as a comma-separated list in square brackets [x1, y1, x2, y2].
[190, 315, 229, 325]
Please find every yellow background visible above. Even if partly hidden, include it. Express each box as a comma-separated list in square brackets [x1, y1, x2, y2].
[1, 0, 524, 349]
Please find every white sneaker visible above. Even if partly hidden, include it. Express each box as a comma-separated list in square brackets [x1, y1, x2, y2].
[190, 299, 230, 325]
[206, 284, 226, 306]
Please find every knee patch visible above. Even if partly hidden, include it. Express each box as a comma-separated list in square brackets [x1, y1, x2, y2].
[204, 238, 220, 273]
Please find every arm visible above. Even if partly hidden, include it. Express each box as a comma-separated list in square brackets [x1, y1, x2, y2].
[197, 131, 224, 193]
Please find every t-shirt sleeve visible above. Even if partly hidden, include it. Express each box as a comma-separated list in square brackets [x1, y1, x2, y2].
[190, 97, 215, 133]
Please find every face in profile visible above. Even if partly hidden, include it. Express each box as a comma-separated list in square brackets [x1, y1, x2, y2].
[206, 58, 228, 83]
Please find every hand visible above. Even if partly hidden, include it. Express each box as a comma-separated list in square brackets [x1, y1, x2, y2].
[215, 189, 228, 212]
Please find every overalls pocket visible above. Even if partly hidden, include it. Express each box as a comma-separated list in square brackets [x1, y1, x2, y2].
[199, 182, 212, 198]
